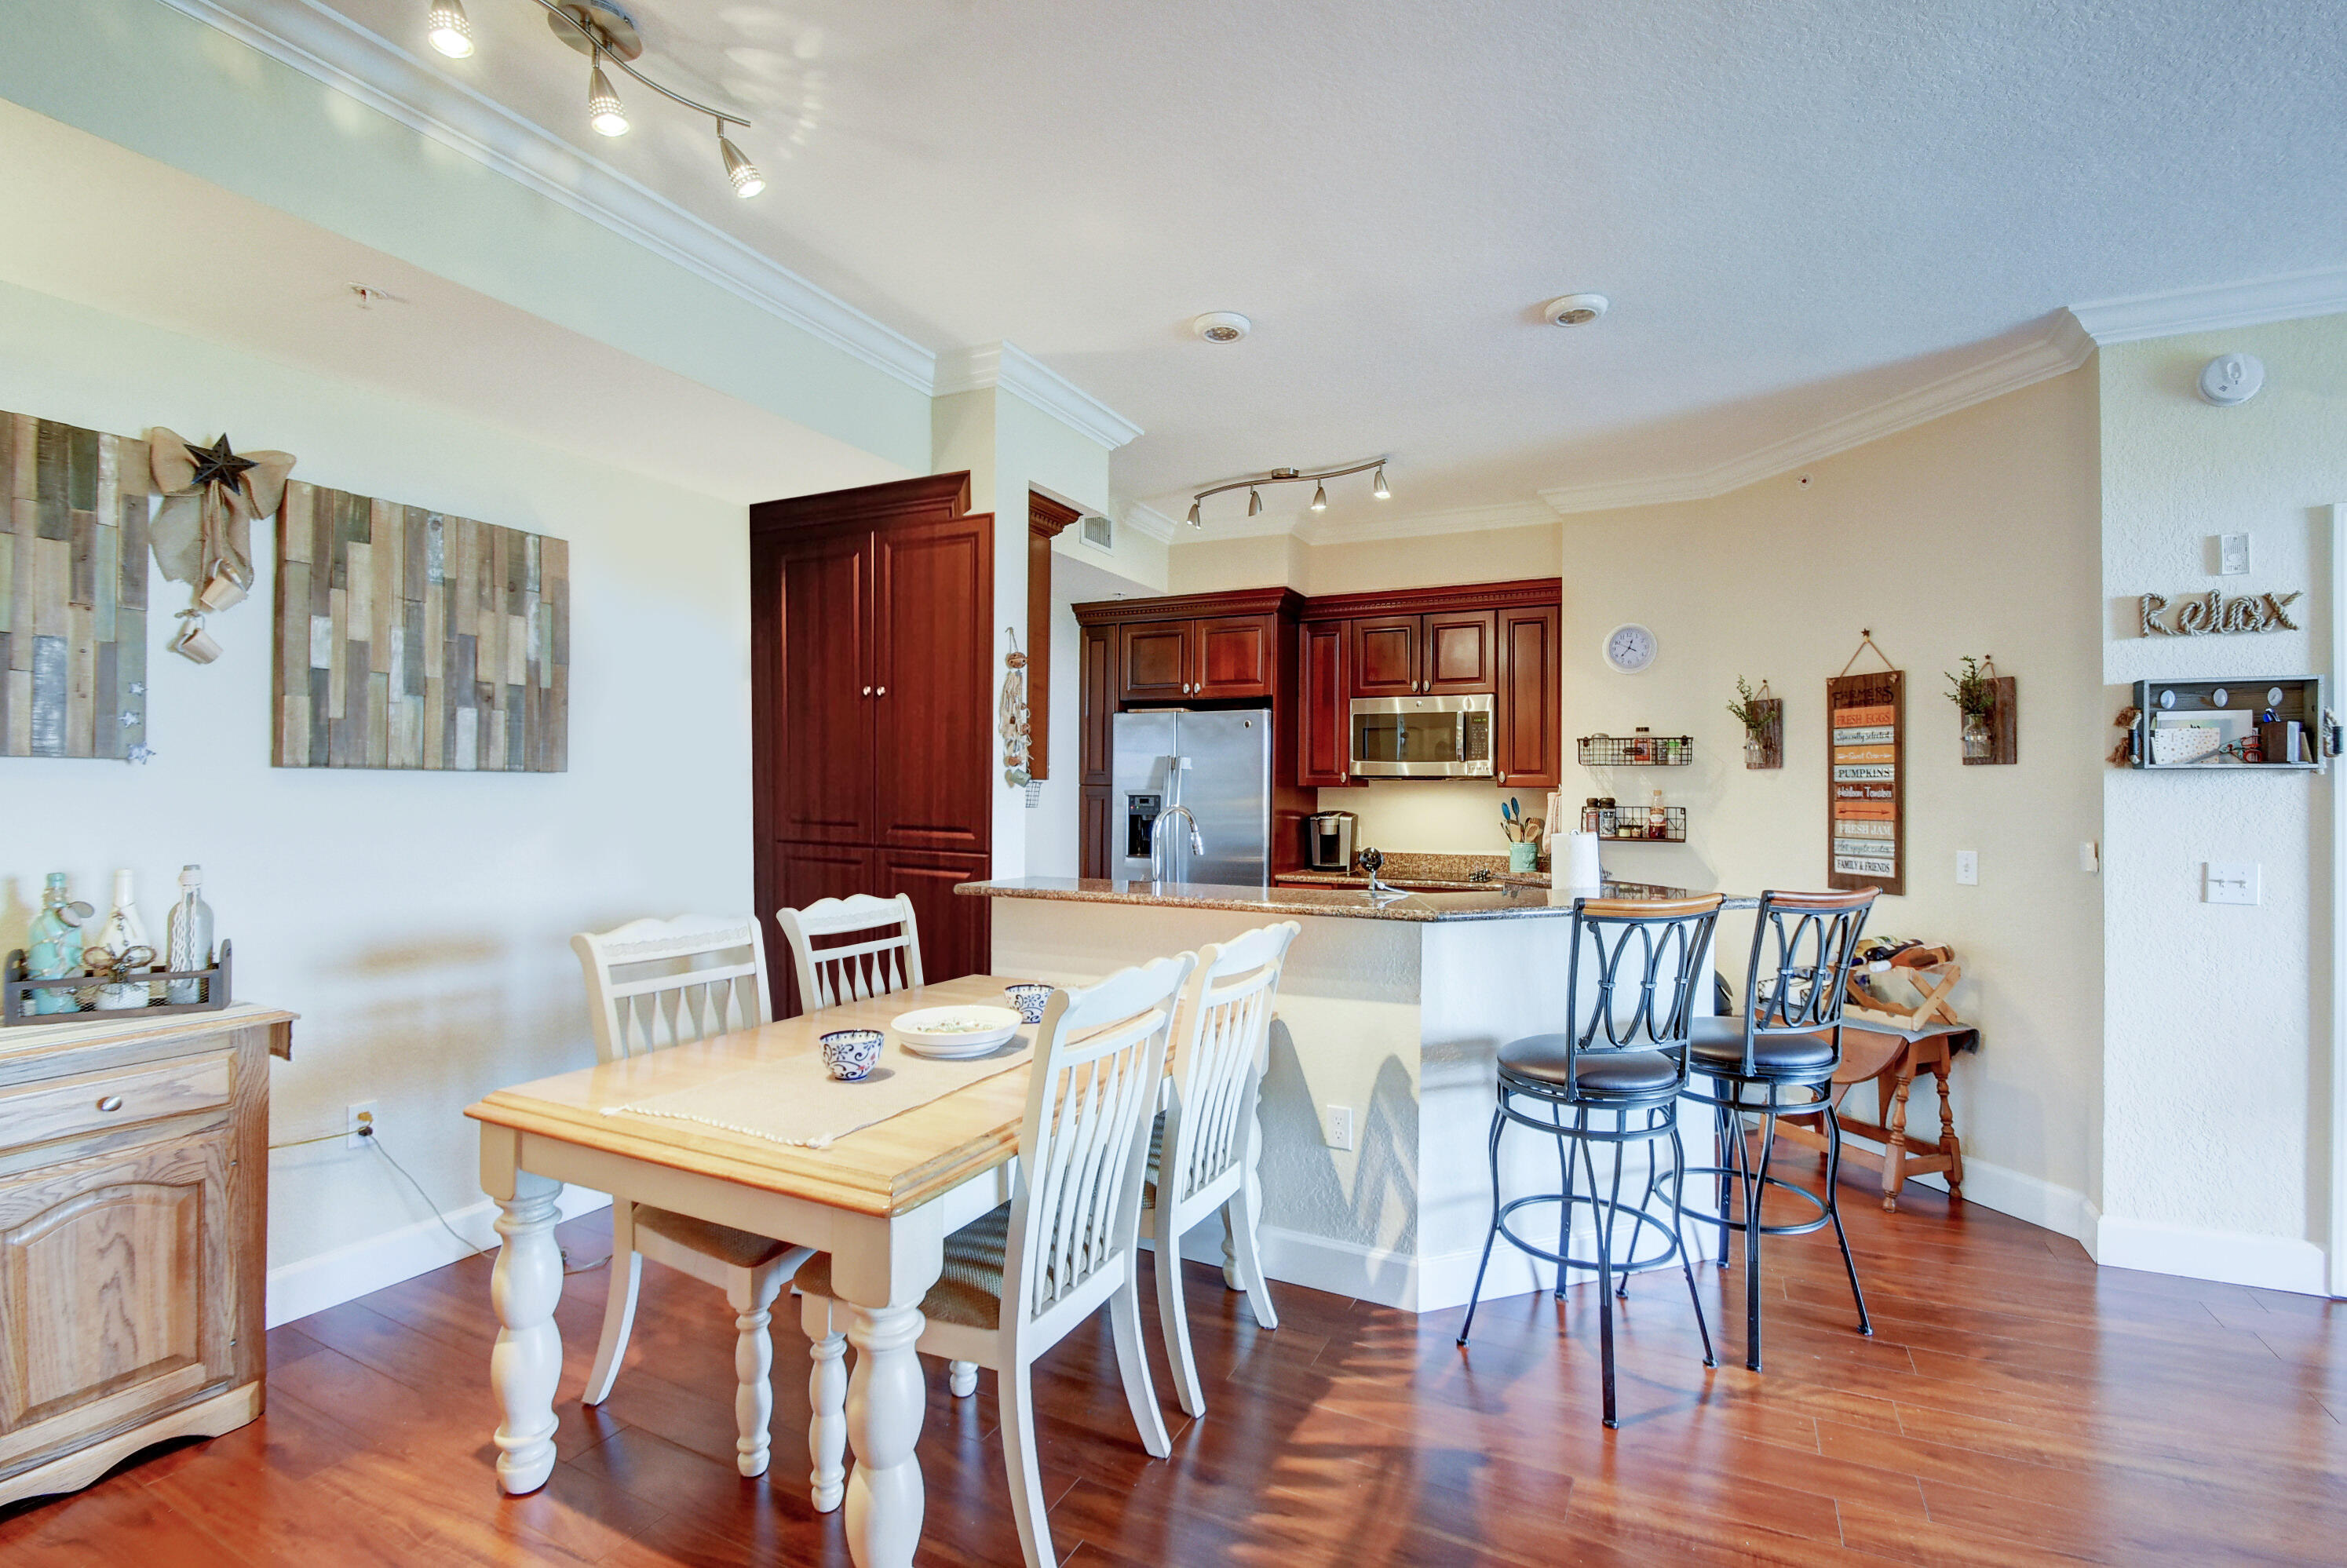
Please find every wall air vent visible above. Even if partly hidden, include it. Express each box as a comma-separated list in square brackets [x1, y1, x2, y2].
[1080, 512, 1114, 551]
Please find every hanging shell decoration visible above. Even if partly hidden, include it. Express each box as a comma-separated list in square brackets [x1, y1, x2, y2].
[148, 428, 296, 662]
[1000, 628, 1031, 786]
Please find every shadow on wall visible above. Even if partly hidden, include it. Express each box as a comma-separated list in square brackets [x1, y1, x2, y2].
[1259, 1018, 1420, 1295]
[0, 874, 38, 956]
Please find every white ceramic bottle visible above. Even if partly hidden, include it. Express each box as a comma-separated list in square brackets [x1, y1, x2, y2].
[88, 870, 152, 1010]
[166, 865, 215, 1004]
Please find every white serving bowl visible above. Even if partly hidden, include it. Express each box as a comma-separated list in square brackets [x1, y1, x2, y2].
[891, 1004, 1022, 1058]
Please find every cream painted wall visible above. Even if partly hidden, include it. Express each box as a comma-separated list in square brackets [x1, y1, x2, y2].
[2099, 313, 2347, 1287]
[1557, 368, 2106, 1222]
[0, 279, 845, 1293]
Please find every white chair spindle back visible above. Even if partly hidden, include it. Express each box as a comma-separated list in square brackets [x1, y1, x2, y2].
[1009, 956, 1192, 1326]
[571, 916, 772, 1064]
[1167, 921, 1298, 1207]
[774, 895, 924, 1015]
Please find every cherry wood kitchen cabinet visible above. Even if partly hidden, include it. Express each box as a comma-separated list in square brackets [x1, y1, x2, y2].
[1298, 618, 1354, 787]
[1114, 607, 1281, 703]
[754, 473, 994, 1015]
[0, 1006, 291, 1509]
[1493, 602, 1561, 787]
[1349, 614, 1422, 697]
[1349, 609, 1495, 697]
[1079, 622, 1115, 876]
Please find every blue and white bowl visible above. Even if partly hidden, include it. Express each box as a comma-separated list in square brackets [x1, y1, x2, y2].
[819, 1028, 883, 1081]
[1003, 983, 1053, 1024]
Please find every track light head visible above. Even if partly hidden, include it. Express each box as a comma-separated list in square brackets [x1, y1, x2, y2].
[718, 129, 765, 197]
[587, 57, 630, 137]
[426, 0, 474, 57]
[1247, 488, 1261, 518]
[1186, 500, 1202, 527]
[1309, 483, 1328, 512]
[1371, 465, 1389, 500]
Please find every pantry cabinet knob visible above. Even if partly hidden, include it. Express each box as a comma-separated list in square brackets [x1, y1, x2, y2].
[876, 686, 886, 696]
[863, 685, 873, 696]
[97, 1095, 123, 1113]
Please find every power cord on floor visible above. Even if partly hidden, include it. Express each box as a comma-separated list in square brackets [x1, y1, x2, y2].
[270, 1120, 609, 1275]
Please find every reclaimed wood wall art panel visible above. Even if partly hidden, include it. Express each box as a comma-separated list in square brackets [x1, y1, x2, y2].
[0, 412, 148, 760]
[1827, 669, 1904, 898]
[273, 482, 567, 771]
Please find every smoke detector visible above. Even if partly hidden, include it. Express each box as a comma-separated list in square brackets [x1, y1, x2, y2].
[2197, 353, 2265, 407]
[1192, 312, 1251, 343]
[1543, 293, 1609, 327]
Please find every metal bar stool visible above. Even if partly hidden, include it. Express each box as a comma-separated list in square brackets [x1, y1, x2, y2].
[1458, 894, 1725, 1428]
[1679, 888, 1878, 1371]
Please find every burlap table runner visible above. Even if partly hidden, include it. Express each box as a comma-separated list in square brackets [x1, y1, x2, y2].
[600, 1036, 1031, 1149]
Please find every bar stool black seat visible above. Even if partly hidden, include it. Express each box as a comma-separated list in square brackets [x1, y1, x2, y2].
[1678, 888, 1878, 1372]
[1458, 894, 1725, 1428]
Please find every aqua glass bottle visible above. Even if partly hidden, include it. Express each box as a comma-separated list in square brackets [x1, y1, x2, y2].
[25, 873, 92, 1015]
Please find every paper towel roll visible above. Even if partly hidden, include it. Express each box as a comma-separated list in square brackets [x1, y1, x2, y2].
[1556, 831, 1604, 891]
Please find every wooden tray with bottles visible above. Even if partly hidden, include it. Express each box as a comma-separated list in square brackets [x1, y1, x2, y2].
[2, 939, 233, 1026]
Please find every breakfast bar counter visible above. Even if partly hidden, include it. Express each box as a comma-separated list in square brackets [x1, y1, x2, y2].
[957, 876, 1749, 1312]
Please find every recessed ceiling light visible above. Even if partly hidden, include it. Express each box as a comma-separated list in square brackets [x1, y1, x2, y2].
[1544, 293, 1609, 327]
[1193, 312, 1251, 344]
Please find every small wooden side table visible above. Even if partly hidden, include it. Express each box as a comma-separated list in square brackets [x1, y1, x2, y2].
[1775, 1022, 1973, 1211]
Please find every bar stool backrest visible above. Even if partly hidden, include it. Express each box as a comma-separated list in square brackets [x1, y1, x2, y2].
[1728, 888, 1879, 1076]
[1560, 895, 1725, 1092]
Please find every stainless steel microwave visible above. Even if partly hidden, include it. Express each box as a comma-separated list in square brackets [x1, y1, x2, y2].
[1349, 694, 1495, 778]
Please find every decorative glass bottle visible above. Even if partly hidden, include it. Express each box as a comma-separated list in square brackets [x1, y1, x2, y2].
[1961, 710, 1991, 760]
[25, 873, 92, 1016]
[87, 870, 153, 1011]
[1648, 789, 1668, 840]
[166, 865, 215, 1005]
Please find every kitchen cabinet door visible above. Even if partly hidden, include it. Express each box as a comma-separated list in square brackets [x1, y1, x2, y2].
[0, 1129, 235, 1462]
[1118, 620, 1192, 702]
[1079, 623, 1114, 786]
[1350, 614, 1421, 696]
[762, 526, 873, 844]
[872, 516, 992, 852]
[1298, 619, 1352, 786]
[1494, 604, 1560, 787]
[1193, 614, 1276, 698]
[1423, 611, 1497, 695]
[873, 848, 992, 985]
[1079, 785, 1111, 877]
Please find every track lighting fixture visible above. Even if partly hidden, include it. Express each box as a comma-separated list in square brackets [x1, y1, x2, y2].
[586, 52, 629, 137]
[425, 1, 763, 196]
[426, 0, 474, 57]
[1187, 458, 1391, 528]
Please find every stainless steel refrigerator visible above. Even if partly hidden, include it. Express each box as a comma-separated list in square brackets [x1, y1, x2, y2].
[1111, 708, 1273, 885]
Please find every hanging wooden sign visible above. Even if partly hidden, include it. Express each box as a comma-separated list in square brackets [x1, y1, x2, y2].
[1828, 664, 1904, 896]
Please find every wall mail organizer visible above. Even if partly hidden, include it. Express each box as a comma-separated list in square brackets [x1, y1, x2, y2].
[2139, 590, 2300, 636]
[2126, 676, 2330, 770]
[0, 412, 150, 760]
[273, 482, 568, 771]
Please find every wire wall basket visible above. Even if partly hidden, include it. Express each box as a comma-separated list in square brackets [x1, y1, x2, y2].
[3, 941, 234, 1027]
[1578, 734, 1693, 767]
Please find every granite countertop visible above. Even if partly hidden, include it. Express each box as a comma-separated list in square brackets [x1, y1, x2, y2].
[956, 877, 1756, 923]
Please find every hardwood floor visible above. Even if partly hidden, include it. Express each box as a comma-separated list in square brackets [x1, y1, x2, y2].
[5, 1165, 2344, 1566]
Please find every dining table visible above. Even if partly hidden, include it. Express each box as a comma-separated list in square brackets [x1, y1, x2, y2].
[466, 972, 1043, 1568]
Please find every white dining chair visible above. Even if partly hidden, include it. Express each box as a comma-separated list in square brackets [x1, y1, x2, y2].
[794, 955, 1193, 1568]
[773, 893, 923, 1014]
[571, 914, 811, 1479]
[1142, 921, 1299, 1417]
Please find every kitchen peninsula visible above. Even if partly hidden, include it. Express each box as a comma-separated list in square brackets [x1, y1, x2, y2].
[958, 876, 1754, 1311]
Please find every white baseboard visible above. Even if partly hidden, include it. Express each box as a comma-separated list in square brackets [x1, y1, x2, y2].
[2089, 1210, 2331, 1296]
[1257, 1211, 1721, 1315]
[1900, 1155, 2097, 1245]
[265, 1187, 613, 1329]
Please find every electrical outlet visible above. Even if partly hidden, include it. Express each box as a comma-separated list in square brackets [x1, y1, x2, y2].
[1323, 1104, 1355, 1151]
[347, 1101, 378, 1150]
[2204, 862, 2260, 906]
[2079, 841, 2100, 874]
[1955, 850, 1978, 886]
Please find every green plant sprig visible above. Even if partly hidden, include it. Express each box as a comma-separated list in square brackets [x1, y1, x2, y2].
[1945, 655, 1995, 715]
[1727, 676, 1774, 738]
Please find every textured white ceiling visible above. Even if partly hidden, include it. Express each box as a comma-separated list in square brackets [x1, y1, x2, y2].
[295, 1, 2347, 531]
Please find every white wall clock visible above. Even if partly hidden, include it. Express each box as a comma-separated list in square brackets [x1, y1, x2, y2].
[1604, 623, 1658, 674]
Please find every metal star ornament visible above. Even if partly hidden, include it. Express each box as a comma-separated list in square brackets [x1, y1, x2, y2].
[182, 434, 258, 493]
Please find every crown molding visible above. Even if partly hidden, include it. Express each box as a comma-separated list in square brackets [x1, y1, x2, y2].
[934, 342, 1144, 450]
[2070, 266, 2347, 345]
[1540, 311, 2096, 515]
[1119, 501, 1181, 543]
[156, 0, 936, 392]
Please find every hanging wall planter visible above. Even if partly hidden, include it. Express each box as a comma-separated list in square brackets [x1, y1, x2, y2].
[1946, 655, 2017, 765]
[1728, 676, 1783, 769]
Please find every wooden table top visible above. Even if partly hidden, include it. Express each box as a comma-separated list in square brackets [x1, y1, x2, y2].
[466, 975, 1035, 1218]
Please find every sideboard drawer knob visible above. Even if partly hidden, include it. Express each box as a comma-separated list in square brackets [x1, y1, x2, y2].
[97, 1095, 124, 1113]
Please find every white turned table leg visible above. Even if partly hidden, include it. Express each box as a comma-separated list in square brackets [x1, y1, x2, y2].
[804, 1293, 848, 1512]
[488, 1169, 564, 1495]
[842, 1301, 927, 1568]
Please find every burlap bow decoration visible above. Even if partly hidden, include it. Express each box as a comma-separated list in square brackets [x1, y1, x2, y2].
[148, 428, 296, 662]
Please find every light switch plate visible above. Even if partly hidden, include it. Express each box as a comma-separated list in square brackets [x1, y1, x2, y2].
[2217, 533, 2250, 575]
[2079, 841, 2100, 874]
[1955, 850, 1978, 886]
[2205, 861, 2261, 905]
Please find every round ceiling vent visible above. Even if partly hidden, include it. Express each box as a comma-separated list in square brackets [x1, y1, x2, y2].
[1192, 312, 1251, 343]
[1544, 293, 1609, 327]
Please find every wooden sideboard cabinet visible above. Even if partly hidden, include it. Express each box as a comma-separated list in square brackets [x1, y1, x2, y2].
[0, 1004, 292, 1508]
